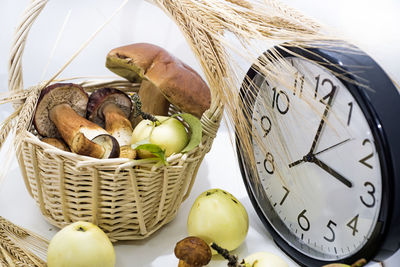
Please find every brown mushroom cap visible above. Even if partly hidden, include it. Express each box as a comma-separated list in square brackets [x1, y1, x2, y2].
[106, 43, 211, 118]
[34, 83, 88, 138]
[174, 236, 212, 266]
[86, 87, 132, 126]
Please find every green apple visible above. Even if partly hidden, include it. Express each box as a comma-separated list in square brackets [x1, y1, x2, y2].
[243, 252, 288, 267]
[47, 221, 115, 267]
[187, 189, 249, 254]
[131, 116, 189, 158]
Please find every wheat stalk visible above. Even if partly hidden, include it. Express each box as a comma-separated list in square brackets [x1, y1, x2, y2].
[0, 217, 48, 267]
[151, 0, 349, 186]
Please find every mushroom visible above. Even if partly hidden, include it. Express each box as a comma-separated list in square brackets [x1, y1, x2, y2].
[132, 80, 170, 127]
[105, 43, 211, 118]
[86, 87, 136, 159]
[33, 83, 119, 159]
[41, 137, 70, 151]
[174, 236, 212, 267]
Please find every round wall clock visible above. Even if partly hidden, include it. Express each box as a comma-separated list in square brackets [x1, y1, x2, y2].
[236, 42, 400, 266]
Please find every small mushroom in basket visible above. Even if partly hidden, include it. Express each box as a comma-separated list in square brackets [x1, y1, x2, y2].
[41, 137, 70, 151]
[87, 87, 136, 159]
[106, 43, 211, 118]
[33, 83, 119, 159]
[174, 236, 212, 267]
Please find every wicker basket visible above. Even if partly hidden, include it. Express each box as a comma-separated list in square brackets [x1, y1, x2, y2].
[6, 0, 223, 241]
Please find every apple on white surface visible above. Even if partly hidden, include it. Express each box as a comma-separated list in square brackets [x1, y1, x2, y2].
[243, 252, 288, 267]
[131, 115, 189, 158]
[187, 188, 249, 254]
[47, 221, 115, 267]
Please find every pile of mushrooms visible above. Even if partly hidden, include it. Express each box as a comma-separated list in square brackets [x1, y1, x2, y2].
[86, 87, 136, 159]
[34, 83, 120, 159]
[33, 42, 211, 160]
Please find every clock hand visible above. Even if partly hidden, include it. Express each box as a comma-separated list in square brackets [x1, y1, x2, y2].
[308, 85, 337, 154]
[311, 156, 353, 188]
[314, 138, 352, 156]
[288, 158, 304, 168]
[288, 138, 351, 168]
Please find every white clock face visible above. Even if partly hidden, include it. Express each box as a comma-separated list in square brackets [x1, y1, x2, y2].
[251, 57, 382, 260]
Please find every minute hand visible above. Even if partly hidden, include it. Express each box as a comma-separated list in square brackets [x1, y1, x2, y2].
[309, 83, 337, 154]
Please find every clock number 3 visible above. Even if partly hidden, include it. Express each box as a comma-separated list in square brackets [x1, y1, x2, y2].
[360, 182, 376, 208]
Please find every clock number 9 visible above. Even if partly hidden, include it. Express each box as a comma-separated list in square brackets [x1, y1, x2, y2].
[272, 87, 290, 114]
[263, 152, 275, 174]
[260, 115, 272, 137]
[297, 209, 310, 231]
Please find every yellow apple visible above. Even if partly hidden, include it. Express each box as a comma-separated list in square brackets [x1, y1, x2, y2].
[131, 116, 189, 158]
[47, 221, 115, 267]
[243, 252, 288, 267]
[187, 189, 249, 254]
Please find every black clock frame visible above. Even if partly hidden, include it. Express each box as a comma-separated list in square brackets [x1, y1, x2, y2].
[236, 42, 400, 266]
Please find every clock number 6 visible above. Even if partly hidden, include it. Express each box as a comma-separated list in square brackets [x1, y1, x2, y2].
[297, 209, 310, 231]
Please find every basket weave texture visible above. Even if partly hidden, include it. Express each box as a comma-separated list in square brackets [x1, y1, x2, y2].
[6, 0, 223, 241]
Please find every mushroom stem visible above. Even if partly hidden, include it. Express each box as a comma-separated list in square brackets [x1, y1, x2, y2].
[178, 260, 194, 267]
[210, 243, 245, 267]
[102, 102, 133, 146]
[71, 132, 105, 158]
[49, 104, 106, 158]
[132, 80, 170, 127]
[130, 92, 159, 124]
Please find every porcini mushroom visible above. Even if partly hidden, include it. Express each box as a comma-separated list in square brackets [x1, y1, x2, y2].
[174, 236, 212, 267]
[33, 83, 119, 159]
[87, 87, 136, 159]
[106, 43, 211, 118]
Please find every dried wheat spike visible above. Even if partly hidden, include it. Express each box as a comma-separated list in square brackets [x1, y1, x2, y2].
[0, 217, 29, 237]
[225, 0, 253, 9]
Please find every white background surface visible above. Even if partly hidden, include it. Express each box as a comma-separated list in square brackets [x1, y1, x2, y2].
[0, 0, 399, 266]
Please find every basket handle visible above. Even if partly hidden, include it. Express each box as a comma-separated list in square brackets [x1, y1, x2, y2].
[8, 0, 48, 96]
[8, 0, 223, 123]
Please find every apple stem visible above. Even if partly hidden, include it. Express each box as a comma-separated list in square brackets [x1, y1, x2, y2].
[129, 92, 159, 123]
[210, 243, 246, 267]
[77, 226, 85, 232]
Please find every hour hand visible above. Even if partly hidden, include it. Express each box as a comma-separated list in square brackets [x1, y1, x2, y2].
[312, 157, 353, 188]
